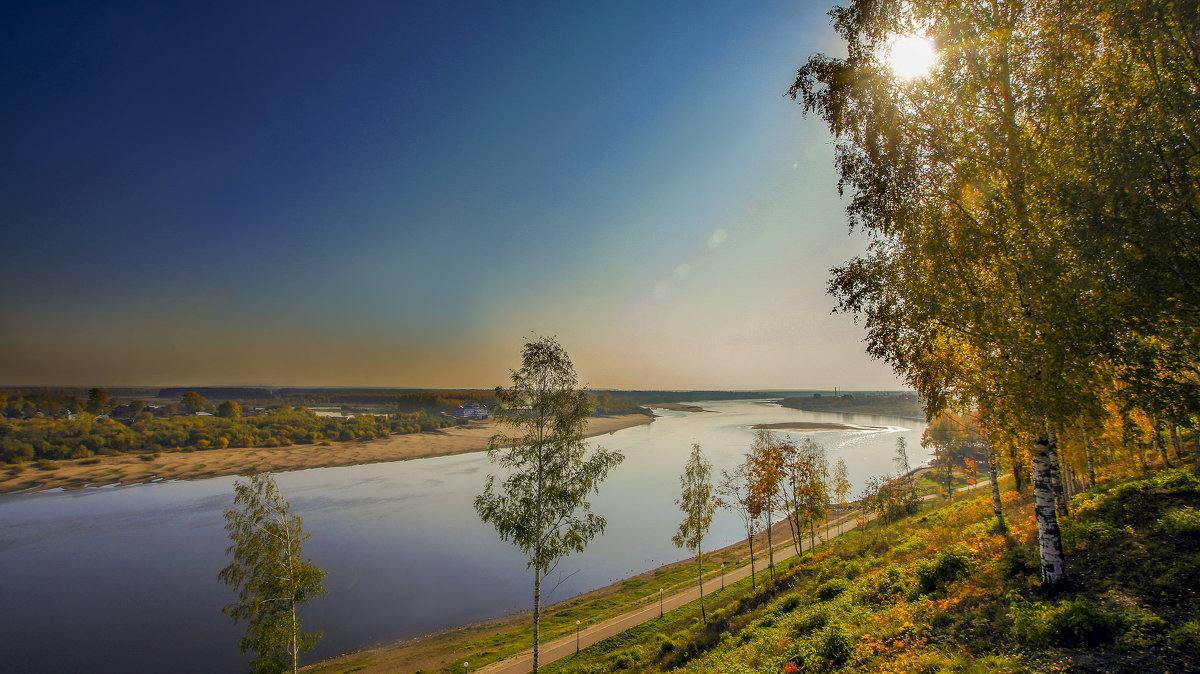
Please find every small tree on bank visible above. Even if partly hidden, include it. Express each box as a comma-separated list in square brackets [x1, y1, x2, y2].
[673, 443, 716, 623]
[717, 458, 761, 590]
[220, 473, 327, 674]
[832, 457, 852, 535]
[748, 429, 783, 579]
[474, 336, 624, 672]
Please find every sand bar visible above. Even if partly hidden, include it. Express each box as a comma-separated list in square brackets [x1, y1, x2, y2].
[0, 414, 653, 495]
[751, 421, 887, 431]
[651, 403, 711, 412]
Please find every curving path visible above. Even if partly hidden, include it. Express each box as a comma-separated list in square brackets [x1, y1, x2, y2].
[477, 476, 998, 673]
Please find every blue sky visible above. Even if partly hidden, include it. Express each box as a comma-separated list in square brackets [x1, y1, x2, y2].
[0, 0, 904, 390]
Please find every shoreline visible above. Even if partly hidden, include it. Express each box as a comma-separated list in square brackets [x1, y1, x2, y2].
[0, 413, 654, 496]
[750, 421, 887, 431]
[650, 402, 712, 412]
[304, 506, 862, 673]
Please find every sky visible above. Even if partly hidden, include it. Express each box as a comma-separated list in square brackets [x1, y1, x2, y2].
[0, 0, 905, 391]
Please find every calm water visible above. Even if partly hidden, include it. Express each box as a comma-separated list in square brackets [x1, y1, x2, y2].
[0, 400, 927, 672]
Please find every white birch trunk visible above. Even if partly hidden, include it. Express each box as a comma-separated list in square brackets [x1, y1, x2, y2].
[1033, 436, 1067, 588]
[766, 507, 775, 580]
[988, 444, 1004, 524]
[1081, 417, 1096, 489]
[533, 566, 541, 673]
[1048, 433, 1069, 519]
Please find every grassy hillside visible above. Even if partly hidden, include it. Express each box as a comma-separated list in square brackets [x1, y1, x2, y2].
[555, 465, 1200, 673]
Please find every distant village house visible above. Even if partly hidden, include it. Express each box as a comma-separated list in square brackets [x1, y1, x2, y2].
[452, 402, 488, 420]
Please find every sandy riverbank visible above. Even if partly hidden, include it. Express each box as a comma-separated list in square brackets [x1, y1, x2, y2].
[0, 414, 654, 495]
[651, 403, 713, 412]
[751, 421, 887, 431]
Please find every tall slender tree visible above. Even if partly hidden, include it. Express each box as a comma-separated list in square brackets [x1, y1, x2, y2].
[717, 459, 761, 590]
[673, 443, 716, 623]
[747, 429, 783, 580]
[832, 458, 852, 536]
[474, 336, 624, 672]
[220, 473, 327, 674]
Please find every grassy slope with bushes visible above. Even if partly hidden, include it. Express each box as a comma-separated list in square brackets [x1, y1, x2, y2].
[556, 466, 1200, 673]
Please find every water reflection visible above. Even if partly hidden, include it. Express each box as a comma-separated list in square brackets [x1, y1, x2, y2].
[0, 400, 926, 673]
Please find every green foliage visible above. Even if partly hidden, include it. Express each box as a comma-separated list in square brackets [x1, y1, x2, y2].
[815, 578, 848, 601]
[1169, 619, 1200, 651]
[86, 388, 109, 415]
[0, 406, 455, 465]
[790, 603, 831, 637]
[1060, 520, 1133, 551]
[674, 443, 716, 554]
[220, 473, 327, 674]
[1158, 506, 1200, 536]
[915, 545, 971, 595]
[1007, 595, 1165, 650]
[181, 391, 209, 414]
[474, 336, 624, 671]
[816, 622, 853, 668]
[995, 545, 1039, 581]
[218, 400, 243, 419]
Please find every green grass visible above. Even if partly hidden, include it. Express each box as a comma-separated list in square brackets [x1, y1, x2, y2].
[541, 462, 1200, 673]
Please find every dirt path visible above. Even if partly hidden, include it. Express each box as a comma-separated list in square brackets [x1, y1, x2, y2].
[478, 477, 998, 673]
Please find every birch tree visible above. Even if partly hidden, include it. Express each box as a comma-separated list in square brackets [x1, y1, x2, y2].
[673, 443, 716, 623]
[220, 473, 327, 674]
[717, 458, 761, 590]
[748, 429, 783, 580]
[474, 336, 624, 672]
[832, 458, 851, 536]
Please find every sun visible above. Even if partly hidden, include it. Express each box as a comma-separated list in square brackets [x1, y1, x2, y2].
[882, 34, 937, 79]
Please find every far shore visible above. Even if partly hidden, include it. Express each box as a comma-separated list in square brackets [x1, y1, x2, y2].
[651, 403, 713, 412]
[0, 414, 654, 496]
[751, 421, 887, 431]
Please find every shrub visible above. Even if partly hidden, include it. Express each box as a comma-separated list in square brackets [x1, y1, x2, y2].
[816, 622, 853, 667]
[36, 459, 61, 470]
[843, 557, 871, 579]
[1159, 506, 1200, 536]
[916, 545, 971, 594]
[996, 544, 1039, 580]
[1008, 596, 1126, 647]
[790, 603, 832, 639]
[854, 563, 909, 605]
[816, 578, 849, 601]
[1061, 520, 1131, 551]
[777, 595, 802, 613]
[1169, 618, 1200, 651]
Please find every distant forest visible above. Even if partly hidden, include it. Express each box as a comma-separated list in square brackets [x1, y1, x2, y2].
[0, 387, 917, 466]
[779, 392, 926, 420]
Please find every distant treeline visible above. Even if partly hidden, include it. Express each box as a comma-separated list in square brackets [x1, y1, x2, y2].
[597, 390, 813, 405]
[154, 388, 652, 416]
[778, 392, 925, 420]
[156, 388, 494, 414]
[0, 406, 459, 465]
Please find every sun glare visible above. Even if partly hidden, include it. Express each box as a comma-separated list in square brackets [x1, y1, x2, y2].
[882, 34, 937, 79]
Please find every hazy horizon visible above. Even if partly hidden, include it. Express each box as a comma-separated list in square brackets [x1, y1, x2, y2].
[1, 1, 904, 391]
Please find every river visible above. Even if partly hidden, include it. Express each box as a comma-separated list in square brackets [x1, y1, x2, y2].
[0, 400, 927, 672]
